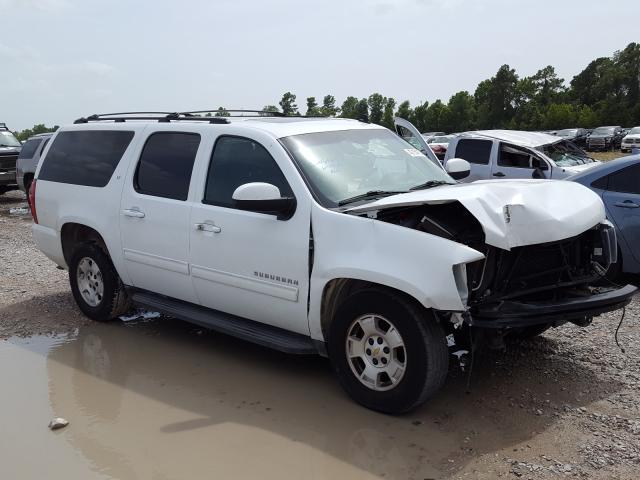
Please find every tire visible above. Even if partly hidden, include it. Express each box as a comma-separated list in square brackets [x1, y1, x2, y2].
[328, 289, 449, 414]
[24, 178, 32, 202]
[69, 243, 130, 321]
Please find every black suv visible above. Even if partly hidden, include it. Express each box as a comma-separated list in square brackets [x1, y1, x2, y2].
[0, 123, 22, 195]
[555, 128, 588, 147]
[586, 126, 624, 151]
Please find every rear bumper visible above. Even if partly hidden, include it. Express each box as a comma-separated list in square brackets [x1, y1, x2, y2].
[468, 284, 637, 328]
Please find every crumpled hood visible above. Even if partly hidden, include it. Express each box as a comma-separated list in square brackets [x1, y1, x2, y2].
[346, 179, 606, 250]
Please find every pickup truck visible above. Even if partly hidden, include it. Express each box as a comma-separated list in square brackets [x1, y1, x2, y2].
[31, 111, 636, 413]
[0, 122, 22, 195]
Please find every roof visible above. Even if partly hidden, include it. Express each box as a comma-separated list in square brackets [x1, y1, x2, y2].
[63, 115, 385, 139]
[458, 130, 561, 148]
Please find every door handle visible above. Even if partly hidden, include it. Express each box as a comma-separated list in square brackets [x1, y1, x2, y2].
[123, 208, 146, 218]
[614, 201, 640, 209]
[195, 223, 222, 233]
[493, 172, 506, 177]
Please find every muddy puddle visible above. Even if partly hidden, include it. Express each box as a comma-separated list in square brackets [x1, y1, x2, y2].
[0, 319, 462, 479]
[0, 315, 614, 479]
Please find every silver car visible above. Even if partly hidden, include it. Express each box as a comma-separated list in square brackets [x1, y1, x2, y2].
[16, 132, 53, 197]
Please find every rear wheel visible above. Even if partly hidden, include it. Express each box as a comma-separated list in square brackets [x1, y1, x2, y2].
[69, 243, 130, 321]
[328, 289, 449, 414]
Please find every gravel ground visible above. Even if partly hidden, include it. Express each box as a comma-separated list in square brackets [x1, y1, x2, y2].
[1, 189, 639, 479]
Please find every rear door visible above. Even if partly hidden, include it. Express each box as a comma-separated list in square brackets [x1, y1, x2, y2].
[119, 129, 205, 303]
[602, 163, 640, 263]
[450, 138, 494, 181]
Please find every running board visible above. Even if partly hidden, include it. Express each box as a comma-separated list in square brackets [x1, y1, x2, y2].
[130, 290, 318, 355]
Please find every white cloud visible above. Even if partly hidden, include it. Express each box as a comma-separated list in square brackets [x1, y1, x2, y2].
[0, 0, 70, 10]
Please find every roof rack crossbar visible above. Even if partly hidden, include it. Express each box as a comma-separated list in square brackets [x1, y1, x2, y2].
[73, 110, 330, 124]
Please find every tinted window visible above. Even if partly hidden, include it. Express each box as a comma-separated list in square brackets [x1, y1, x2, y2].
[39, 131, 134, 187]
[17, 138, 42, 159]
[455, 139, 492, 165]
[607, 164, 640, 194]
[498, 144, 532, 168]
[204, 136, 292, 208]
[135, 132, 200, 201]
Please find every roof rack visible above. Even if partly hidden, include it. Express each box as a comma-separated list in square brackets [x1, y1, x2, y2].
[0, 122, 8, 131]
[73, 110, 293, 125]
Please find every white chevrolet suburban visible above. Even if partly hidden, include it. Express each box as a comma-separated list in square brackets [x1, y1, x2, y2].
[31, 111, 636, 413]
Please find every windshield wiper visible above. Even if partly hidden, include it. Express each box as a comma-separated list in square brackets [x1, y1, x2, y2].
[409, 180, 450, 191]
[338, 190, 406, 206]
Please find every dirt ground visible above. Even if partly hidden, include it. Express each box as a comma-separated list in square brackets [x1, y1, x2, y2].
[1, 189, 639, 479]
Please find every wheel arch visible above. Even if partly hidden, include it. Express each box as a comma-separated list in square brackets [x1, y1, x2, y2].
[319, 277, 434, 343]
[60, 222, 111, 267]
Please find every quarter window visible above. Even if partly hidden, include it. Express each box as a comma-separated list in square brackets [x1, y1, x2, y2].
[204, 136, 293, 209]
[135, 132, 200, 200]
[455, 139, 492, 165]
[38, 131, 134, 187]
[17, 138, 42, 159]
[606, 164, 640, 194]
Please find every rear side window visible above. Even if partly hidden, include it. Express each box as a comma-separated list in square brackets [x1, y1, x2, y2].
[607, 164, 640, 194]
[134, 132, 200, 201]
[39, 131, 134, 187]
[204, 136, 293, 208]
[17, 138, 42, 159]
[455, 139, 492, 165]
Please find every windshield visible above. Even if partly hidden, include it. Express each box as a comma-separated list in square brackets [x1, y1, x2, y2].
[0, 131, 22, 147]
[280, 129, 454, 207]
[593, 127, 615, 135]
[556, 129, 577, 137]
[628, 127, 640, 135]
[536, 140, 594, 167]
[428, 136, 452, 144]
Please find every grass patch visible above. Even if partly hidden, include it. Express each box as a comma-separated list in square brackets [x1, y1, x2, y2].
[588, 150, 631, 162]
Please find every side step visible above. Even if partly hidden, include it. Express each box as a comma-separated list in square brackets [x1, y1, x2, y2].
[130, 290, 318, 355]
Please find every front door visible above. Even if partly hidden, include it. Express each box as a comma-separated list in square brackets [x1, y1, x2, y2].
[393, 117, 443, 168]
[120, 130, 202, 303]
[602, 163, 640, 264]
[189, 135, 311, 335]
[492, 142, 550, 180]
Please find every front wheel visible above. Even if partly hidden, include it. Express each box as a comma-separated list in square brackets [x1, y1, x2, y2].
[69, 243, 130, 321]
[328, 289, 449, 414]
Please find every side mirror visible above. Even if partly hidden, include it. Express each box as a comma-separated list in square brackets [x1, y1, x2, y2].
[232, 182, 296, 220]
[445, 158, 470, 180]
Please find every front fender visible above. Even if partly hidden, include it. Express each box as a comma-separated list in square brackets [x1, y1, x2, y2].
[308, 206, 485, 341]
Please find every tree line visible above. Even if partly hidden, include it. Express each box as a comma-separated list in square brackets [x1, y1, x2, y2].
[14, 42, 639, 138]
[260, 42, 640, 133]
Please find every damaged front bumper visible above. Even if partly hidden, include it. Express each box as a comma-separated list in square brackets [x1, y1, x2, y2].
[468, 284, 637, 329]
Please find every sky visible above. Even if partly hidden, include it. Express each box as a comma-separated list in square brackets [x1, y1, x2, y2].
[1, 0, 639, 131]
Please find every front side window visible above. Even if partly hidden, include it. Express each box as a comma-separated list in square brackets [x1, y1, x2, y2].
[536, 140, 592, 167]
[498, 144, 533, 169]
[135, 132, 200, 200]
[39, 130, 134, 187]
[17, 138, 42, 159]
[455, 139, 492, 165]
[281, 129, 453, 207]
[204, 136, 293, 208]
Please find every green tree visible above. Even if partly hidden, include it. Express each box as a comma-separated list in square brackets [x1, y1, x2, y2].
[409, 101, 429, 132]
[214, 107, 230, 117]
[354, 98, 369, 122]
[367, 93, 386, 125]
[279, 92, 298, 116]
[542, 103, 577, 130]
[444, 91, 476, 132]
[305, 97, 321, 116]
[381, 97, 396, 130]
[395, 100, 412, 120]
[340, 96, 359, 119]
[15, 124, 58, 142]
[320, 95, 340, 117]
[475, 64, 519, 129]
[261, 105, 280, 115]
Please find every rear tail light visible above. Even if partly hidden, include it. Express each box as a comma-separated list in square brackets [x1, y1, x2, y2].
[28, 179, 38, 224]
